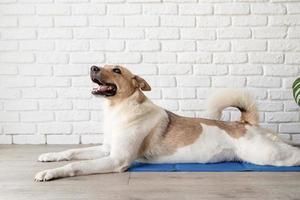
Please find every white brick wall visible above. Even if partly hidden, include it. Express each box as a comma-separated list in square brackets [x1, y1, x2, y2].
[0, 0, 300, 144]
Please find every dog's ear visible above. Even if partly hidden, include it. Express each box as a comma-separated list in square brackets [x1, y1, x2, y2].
[132, 75, 151, 91]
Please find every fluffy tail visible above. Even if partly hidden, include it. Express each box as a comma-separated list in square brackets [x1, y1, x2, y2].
[207, 89, 259, 125]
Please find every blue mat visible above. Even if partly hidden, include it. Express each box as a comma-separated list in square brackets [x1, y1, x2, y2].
[128, 162, 300, 172]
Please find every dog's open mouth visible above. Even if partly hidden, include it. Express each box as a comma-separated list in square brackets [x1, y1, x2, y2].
[91, 78, 117, 97]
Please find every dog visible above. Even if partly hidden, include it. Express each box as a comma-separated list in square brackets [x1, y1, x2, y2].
[34, 65, 300, 181]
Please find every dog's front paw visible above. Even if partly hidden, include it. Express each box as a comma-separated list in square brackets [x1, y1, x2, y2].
[34, 170, 55, 182]
[38, 152, 61, 162]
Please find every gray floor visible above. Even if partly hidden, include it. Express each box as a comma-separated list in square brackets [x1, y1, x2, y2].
[0, 145, 300, 200]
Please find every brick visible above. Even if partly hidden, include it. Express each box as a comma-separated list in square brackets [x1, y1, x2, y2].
[264, 65, 298, 76]
[0, 5, 34, 15]
[19, 16, 53, 27]
[161, 16, 195, 27]
[127, 41, 160, 51]
[217, 28, 251, 39]
[197, 16, 231, 27]
[181, 28, 215, 40]
[81, 135, 103, 144]
[57, 88, 91, 99]
[287, 3, 300, 14]
[252, 3, 286, 14]
[249, 53, 284, 64]
[163, 88, 196, 99]
[215, 4, 249, 15]
[108, 4, 141, 15]
[74, 28, 108, 39]
[146, 28, 179, 39]
[125, 16, 159, 27]
[73, 122, 103, 134]
[162, 41, 196, 52]
[19, 64, 52, 76]
[23, 88, 56, 99]
[253, 27, 287, 39]
[194, 65, 228, 75]
[286, 53, 300, 64]
[47, 135, 80, 144]
[38, 123, 72, 134]
[37, 5, 70, 15]
[39, 100, 72, 110]
[55, 16, 87, 27]
[38, 28, 72, 39]
[270, 90, 293, 100]
[248, 77, 281, 88]
[21, 111, 54, 122]
[230, 65, 262, 75]
[179, 4, 212, 15]
[0, 64, 18, 75]
[198, 41, 230, 52]
[144, 76, 176, 87]
[266, 112, 298, 122]
[288, 27, 300, 38]
[177, 76, 210, 87]
[143, 53, 176, 63]
[285, 101, 300, 111]
[54, 65, 88, 76]
[111, 28, 144, 39]
[13, 135, 45, 144]
[106, 53, 141, 64]
[232, 40, 267, 51]
[73, 99, 103, 110]
[70, 52, 104, 64]
[0, 112, 19, 122]
[269, 40, 300, 51]
[159, 64, 192, 75]
[90, 16, 123, 27]
[56, 111, 90, 122]
[91, 40, 124, 51]
[126, 64, 158, 75]
[257, 101, 283, 111]
[144, 4, 177, 15]
[270, 16, 300, 26]
[20, 41, 54, 51]
[36, 77, 70, 87]
[1, 29, 36, 40]
[36, 53, 68, 64]
[214, 53, 247, 64]
[212, 77, 246, 88]
[279, 123, 300, 133]
[145, 89, 162, 99]
[233, 16, 267, 26]
[56, 40, 89, 52]
[0, 53, 34, 63]
[0, 136, 12, 144]
[4, 100, 37, 111]
[0, 41, 18, 51]
[180, 100, 206, 111]
[178, 53, 211, 64]
[0, 89, 20, 99]
[72, 4, 105, 15]
[72, 77, 93, 87]
[0, 16, 18, 27]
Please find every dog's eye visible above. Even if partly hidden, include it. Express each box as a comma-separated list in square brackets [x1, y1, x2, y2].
[112, 68, 121, 74]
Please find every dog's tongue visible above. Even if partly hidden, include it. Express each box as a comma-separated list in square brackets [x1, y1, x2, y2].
[99, 85, 109, 92]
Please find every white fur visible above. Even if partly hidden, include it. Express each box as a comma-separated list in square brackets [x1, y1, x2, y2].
[35, 89, 300, 181]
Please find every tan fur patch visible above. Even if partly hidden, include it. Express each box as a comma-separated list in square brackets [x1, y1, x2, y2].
[198, 118, 247, 138]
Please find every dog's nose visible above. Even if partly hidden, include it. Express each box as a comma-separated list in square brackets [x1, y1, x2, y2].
[91, 66, 100, 72]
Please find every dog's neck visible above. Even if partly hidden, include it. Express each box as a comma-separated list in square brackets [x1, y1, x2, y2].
[104, 89, 148, 108]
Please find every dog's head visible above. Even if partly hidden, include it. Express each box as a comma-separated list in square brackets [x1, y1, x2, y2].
[90, 65, 151, 100]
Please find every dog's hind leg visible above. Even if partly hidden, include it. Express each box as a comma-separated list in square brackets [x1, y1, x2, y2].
[38, 145, 110, 162]
[236, 127, 300, 166]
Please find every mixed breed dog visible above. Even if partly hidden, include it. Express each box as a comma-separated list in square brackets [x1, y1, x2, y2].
[34, 65, 300, 181]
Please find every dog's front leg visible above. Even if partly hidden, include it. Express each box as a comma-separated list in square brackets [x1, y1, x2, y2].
[38, 145, 109, 162]
[34, 155, 131, 182]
